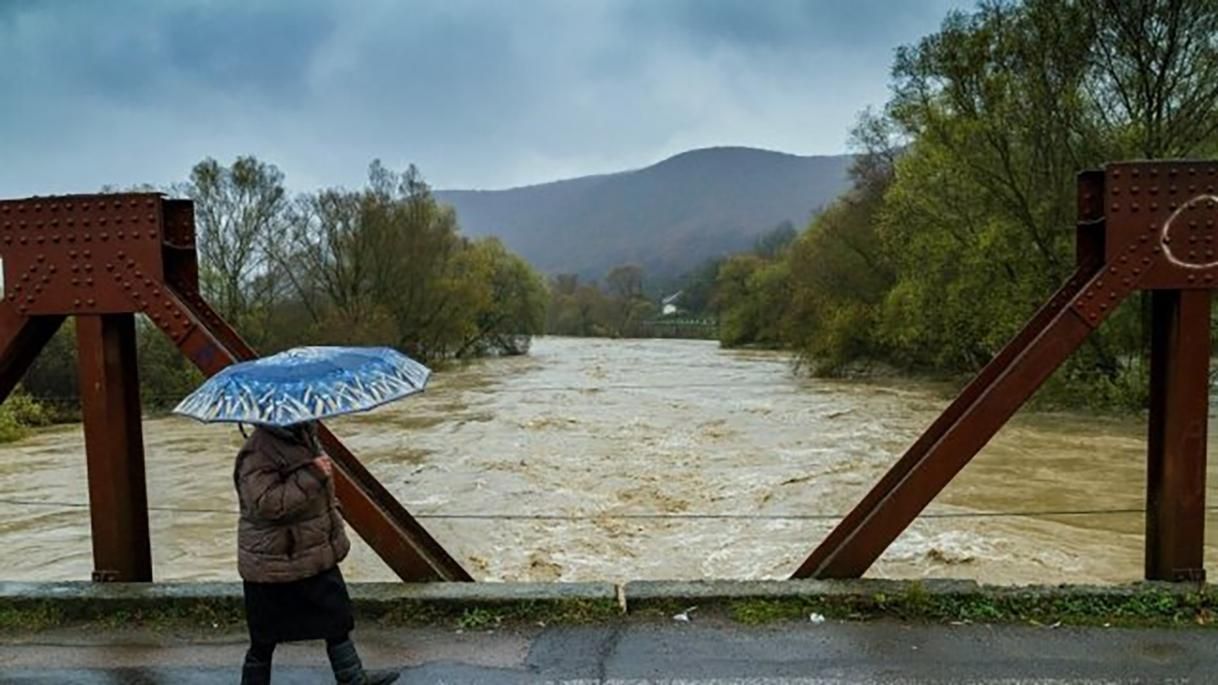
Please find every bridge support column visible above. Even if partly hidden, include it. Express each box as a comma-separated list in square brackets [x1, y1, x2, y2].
[1145, 289, 1210, 582]
[77, 314, 152, 582]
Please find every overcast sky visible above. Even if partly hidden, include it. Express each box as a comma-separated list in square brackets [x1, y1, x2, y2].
[1, 0, 967, 196]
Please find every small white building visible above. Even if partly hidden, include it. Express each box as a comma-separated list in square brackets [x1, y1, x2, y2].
[661, 291, 683, 316]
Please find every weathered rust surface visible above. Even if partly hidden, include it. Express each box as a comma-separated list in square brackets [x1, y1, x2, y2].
[799, 160, 1217, 581]
[76, 314, 153, 582]
[0, 193, 471, 582]
[1145, 289, 1210, 582]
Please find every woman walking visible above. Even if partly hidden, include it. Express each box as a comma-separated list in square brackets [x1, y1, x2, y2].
[174, 346, 432, 684]
[236, 421, 398, 685]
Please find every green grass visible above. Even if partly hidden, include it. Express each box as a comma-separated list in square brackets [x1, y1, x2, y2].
[718, 584, 1218, 628]
[2, 585, 1214, 634]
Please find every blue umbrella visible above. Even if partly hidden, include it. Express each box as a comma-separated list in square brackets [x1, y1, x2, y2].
[174, 346, 431, 427]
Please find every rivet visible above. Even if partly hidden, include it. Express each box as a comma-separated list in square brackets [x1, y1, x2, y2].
[1112, 203, 1121, 212]
[73, 299, 81, 307]
[1120, 256, 1128, 263]
[98, 219, 106, 227]
[85, 278, 93, 286]
[1100, 303, 1108, 310]
[1189, 274, 1198, 282]
[100, 232, 108, 241]
[87, 299, 95, 307]
[117, 231, 125, 239]
[84, 264, 93, 272]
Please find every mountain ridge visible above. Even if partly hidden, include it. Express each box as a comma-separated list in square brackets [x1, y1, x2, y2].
[437, 146, 854, 279]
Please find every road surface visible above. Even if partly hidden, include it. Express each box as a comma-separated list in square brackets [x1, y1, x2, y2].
[1, 619, 1212, 683]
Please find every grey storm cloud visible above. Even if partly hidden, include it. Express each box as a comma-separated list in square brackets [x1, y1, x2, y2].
[0, 0, 965, 196]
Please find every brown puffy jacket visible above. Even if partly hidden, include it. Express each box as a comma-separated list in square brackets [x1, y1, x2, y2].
[234, 426, 351, 583]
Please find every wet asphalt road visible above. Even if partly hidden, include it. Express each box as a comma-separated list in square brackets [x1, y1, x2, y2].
[1, 620, 1214, 684]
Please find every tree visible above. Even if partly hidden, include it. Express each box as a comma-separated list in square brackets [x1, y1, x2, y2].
[754, 221, 798, 259]
[185, 156, 290, 345]
[456, 238, 548, 356]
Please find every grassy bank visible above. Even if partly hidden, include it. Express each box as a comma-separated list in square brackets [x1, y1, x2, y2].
[1, 581, 1214, 634]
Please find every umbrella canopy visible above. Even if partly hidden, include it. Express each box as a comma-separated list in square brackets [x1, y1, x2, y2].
[174, 346, 431, 426]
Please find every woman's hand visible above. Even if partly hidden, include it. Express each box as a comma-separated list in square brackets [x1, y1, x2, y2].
[313, 455, 334, 478]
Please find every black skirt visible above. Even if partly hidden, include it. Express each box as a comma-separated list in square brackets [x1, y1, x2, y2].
[243, 565, 355, 644]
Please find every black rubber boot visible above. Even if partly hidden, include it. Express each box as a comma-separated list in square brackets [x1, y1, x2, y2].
[241, 640, 275, 685]
[240, 652, 272, 685]
[327, 637, 399, 685]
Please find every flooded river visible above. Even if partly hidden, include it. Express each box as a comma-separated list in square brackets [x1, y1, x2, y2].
[1, 337, 1215, 584]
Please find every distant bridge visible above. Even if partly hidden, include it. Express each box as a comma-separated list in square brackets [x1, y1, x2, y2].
[636, 317, 718, 339]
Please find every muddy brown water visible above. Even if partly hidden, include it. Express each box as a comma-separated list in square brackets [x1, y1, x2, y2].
[1, 337, 1214, 584]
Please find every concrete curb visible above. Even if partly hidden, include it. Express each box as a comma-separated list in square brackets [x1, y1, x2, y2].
[1, 579, 1214, 628]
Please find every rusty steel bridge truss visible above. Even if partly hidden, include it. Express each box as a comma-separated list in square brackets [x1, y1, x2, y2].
[0, 194, 470, 582]
[0, 159, 1214, 583]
